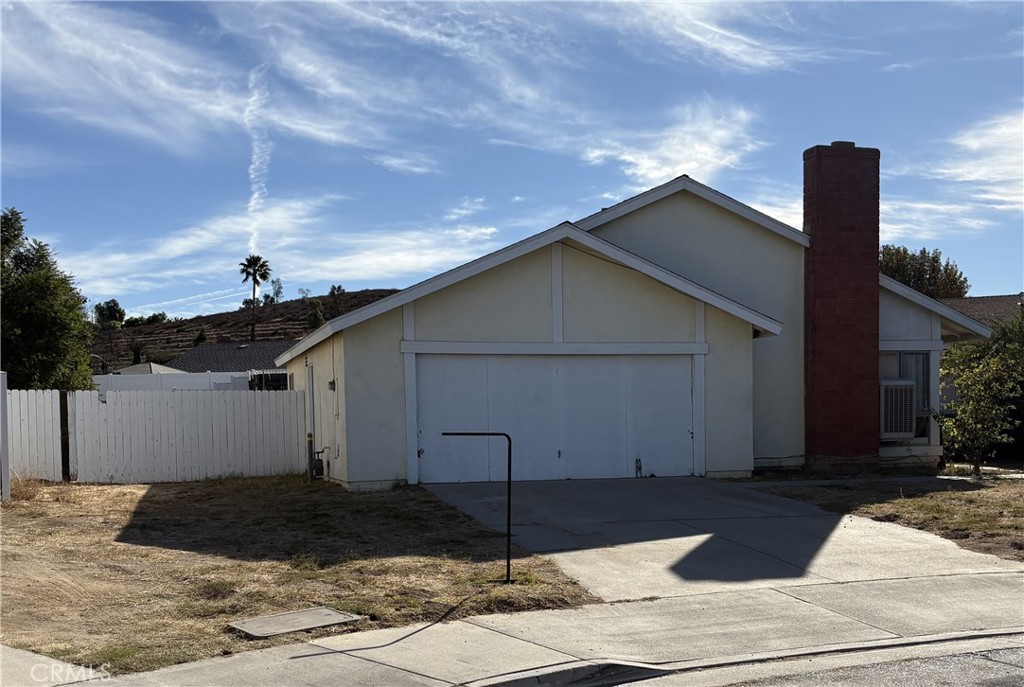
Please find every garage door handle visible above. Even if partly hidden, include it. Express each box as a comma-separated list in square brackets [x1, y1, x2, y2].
[557, 450, 561, 458]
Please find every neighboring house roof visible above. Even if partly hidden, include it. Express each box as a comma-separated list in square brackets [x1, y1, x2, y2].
[112, 362, 181, 375]
[574, 174, 810, 247]
[938, 294, 1023, 328]
[276, 221, 784, 367]
[880, 275, 993, 342]
[168, 340, 296, 373]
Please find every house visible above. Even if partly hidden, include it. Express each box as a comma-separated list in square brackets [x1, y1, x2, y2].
[938, 294, 1023, 328]
[276, 141, 992, 490]
[168, 340, 296, 390]
[110, 362, 182, 375]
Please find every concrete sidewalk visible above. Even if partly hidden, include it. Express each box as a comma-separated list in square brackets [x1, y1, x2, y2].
[41, 570, 1021, 686]
[1, 645, 101, 687]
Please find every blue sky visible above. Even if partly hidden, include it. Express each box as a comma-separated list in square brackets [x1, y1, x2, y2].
[2, 2, 1022, 318]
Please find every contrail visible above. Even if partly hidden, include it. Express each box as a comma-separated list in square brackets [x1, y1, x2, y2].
[243, 63, 272, 253]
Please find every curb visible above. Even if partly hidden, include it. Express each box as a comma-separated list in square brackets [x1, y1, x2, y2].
[463, 627, 1024, 687]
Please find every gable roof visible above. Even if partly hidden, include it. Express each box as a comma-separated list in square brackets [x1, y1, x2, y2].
[276, 222, 783, 367]
[880, 275, 993, 342]
[112, 362, 181, 375]
[574, 175, 810, 247]
[938, 294, 1022, 328]
[169, 340, 296, 373]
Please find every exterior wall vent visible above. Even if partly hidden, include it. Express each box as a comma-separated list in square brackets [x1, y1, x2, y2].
[880, 380, 916, 439]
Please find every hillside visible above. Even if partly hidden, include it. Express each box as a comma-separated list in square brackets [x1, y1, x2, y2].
[90, 289, 398, 373]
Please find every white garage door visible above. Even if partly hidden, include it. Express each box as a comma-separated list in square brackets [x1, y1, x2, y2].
[416, 355, 693, 483]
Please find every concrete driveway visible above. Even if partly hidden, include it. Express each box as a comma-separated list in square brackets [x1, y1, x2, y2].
[427, 477, 1022, 601]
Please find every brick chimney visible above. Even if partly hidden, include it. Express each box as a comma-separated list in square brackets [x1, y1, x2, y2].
[803, 141, 880, 469]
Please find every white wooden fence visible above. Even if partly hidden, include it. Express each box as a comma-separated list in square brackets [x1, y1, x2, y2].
[6, 389, 306, 483]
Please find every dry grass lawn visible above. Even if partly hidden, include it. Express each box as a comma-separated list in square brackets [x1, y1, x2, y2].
[0, 477, 597, 675]
[764, 478, 1024, 562]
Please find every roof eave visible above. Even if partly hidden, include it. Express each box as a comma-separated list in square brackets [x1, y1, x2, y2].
[275, 221, 783, 366]
[879, 275, 993, 340]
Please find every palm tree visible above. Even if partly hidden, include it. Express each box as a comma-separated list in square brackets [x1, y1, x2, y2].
[239, 253, 271, 341]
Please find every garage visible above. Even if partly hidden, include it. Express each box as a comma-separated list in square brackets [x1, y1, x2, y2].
[417, 354, 694, 483]
[278, 223, 779, 490]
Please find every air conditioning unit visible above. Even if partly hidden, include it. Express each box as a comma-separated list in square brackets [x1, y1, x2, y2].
[880, 380, 916, 439]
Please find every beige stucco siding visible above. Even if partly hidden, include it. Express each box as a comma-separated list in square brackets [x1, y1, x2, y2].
[414, 248, 552, 342]
[879, 289, 937, 340]
[590, 191, 805, 461]
[562, 245, 697, 342]
[705, 306, 754, 474]
[307, 235, 762, 488]
[284, 334, 346, 482]
[343, 309, 406, 489]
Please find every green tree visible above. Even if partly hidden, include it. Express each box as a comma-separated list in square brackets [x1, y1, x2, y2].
[239, 253, 271, 341]
[879, 245, 969, 299]
[93, 299, 125, 328]
[305, 297, 326, 329]
[324, 284, 346, 319]
[1, 208, 94, 390]
[941, 312, 1024, 472]
[93, 298, 125, 358]
[261, 278, 284, 306]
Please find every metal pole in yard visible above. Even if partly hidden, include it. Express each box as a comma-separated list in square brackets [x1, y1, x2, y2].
[442, 431, 514, 584]
[306, 432, 314, 483]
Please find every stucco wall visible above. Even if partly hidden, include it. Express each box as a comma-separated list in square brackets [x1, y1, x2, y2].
[343, 308, 406, 489]
[414, 248, 552, 342]
[589, 191, 805, 461]
[562, 245, 697, 342]
[879, 289, 936, 340]
[705, 306, 754, 474]
[321, 236, 761, 487]
[285, 334, 346, 482]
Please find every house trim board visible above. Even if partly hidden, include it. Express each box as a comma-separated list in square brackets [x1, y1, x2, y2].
[693, 302, 706, 476]
[403, 304, 419, 486]
[879, 340, 944, 351]
[400, 341, 711, 356]
[551, 243, 563, 343]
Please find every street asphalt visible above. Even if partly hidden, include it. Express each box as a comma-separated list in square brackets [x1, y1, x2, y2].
[3, 476, 1022, 686]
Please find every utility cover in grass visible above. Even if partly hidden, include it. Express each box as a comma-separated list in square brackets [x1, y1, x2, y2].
[229, 607, 361, 638]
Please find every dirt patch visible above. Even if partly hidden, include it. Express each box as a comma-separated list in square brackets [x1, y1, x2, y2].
[764, 478, 1024, 562]
[0, 477, 597, 674]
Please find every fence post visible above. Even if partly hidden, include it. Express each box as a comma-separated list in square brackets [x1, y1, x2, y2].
[1, 372, 9, 501]
[59, 390, 71, 482]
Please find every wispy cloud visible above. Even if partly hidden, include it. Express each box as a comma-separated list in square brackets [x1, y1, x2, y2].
[59, 196, 340, 299]
[748, 183, 804, 230]
[2, 3, 243, 151]
[367, 153, 441, 175]
[130, 288, 250, 317]
[925, 110, 1024, 212]
[582, 102, 763, 188]
[244, 64, 273, 228]
[59, 194, 501, 316]
[588, 3, 843, 72]
[444, 197, 486, 222]
[4, 2, 780, 192]
[880, 198, 995, 242]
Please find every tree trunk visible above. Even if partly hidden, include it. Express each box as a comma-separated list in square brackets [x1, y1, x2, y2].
[250, 280, 257, 341]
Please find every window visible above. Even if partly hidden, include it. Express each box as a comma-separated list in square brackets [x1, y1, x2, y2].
[880, 351, 930, 440]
